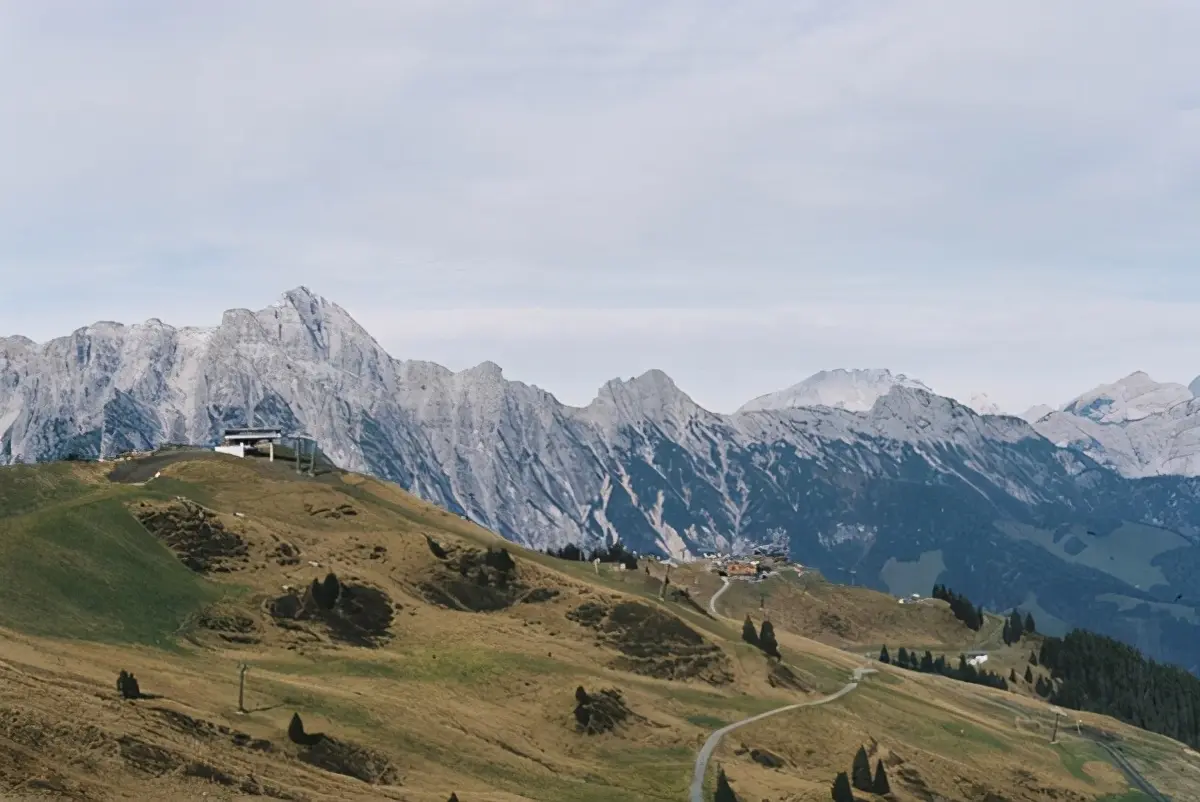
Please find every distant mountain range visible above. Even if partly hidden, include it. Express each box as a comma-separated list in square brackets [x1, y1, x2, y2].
[5, 287, 1200, 674]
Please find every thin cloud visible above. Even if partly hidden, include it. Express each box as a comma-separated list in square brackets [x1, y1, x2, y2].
[1, 1, 1198, 415]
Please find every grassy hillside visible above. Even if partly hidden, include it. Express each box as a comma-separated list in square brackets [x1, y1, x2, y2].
[0, 452, 1195, 800]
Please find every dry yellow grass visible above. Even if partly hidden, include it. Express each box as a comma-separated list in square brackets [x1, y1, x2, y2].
[0, 452, 1189, 800]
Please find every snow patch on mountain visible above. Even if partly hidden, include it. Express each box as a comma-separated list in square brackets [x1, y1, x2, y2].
[737, 368, 933, 413]
[965, 392, 1002, 416]
[1021, 404, 1056, 423]
[1062, 371, 1192, 424]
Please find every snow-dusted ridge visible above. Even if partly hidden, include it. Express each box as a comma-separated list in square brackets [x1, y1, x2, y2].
[738, 368, 934, 413]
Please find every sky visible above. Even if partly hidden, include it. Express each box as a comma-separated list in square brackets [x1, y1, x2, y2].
[2, 1, 1200, 414]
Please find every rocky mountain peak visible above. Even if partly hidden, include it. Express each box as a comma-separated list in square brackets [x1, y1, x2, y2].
[1062, 371, 1192, 424]
[738, 368, 933, 414]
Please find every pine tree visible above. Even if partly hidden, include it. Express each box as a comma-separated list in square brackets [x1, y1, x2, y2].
[742, 616, 759, 646]
[872, 758, 891, 794]
[851, 745, 873, 791]
[896, 646, 909, 665]
[1009, 668, 1018, 683]
[447, 795, 459, 802]
[920, 650, 935, 673]
[879, 645, 890, 664]
[1008, 609, 1025, 642]
[1024, 612, 1036, 634]
[758, 620, 781, 659]
[831, 771, 854, 802]
[714, 767, 738, 801]
[288, 713, 307, 744]
[321, 572, 341, 608]
[1025, 665, 1034, 683]
[1002, 619, 1012, 645]
[1030, 650, 1039, 667]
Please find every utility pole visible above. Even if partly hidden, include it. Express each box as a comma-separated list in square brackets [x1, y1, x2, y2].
[237, 664, 248, 714]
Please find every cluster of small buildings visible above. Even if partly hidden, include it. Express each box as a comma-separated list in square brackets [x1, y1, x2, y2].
[703, 549, 797, 581]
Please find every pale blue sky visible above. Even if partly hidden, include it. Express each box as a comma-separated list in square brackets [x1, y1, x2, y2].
[2, 1, 1199, 413]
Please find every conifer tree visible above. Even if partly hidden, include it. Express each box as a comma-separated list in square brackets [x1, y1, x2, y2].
[1025, 665, 1034, 683]
[758, 620, 781, 659]
[851, 745, 873, 791]
[288, 712, 306, 744]
[1024, 612, 1036, 634]
[1010, 668, 1018, 683]
[1008, 609, 1025, 642]
[1030, 650, 1039, 666]
[896, 646, 909, 665]
[872, 758, 891, 794]
[742, 616, 759, 646]
[321, 572, 341, 608]
[831, 771, 854, 802]
[879, 645, 890, 664]
[714, 767, 738, 801]
[920, 650, 935, 673]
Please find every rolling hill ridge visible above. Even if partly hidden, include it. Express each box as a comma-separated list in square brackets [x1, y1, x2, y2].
[1, 451, 1196, 800]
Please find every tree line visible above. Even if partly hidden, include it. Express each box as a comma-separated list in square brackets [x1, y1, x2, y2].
[543, 542, 639, 570]
[1002, 607, 1036, 645]
[1039, 629, 1200, 748]
[931, 583, 985, 631]
[879, 645, 1008, 691]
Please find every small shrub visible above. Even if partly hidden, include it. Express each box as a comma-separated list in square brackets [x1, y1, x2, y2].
[116, 670, 141, 700]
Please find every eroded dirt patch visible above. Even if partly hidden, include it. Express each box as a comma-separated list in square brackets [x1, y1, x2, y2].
[154, 708, 274, 753]
[767, 662, 813, 693]
[132, 500, 248, 572]
[567, 600, 733, 684]
[195, 607, 262, 645]
[297, 737, 399, 785]
[419, 543, 559, 612]
[303, 501, 359, 520]
[268, 579, 395, 647]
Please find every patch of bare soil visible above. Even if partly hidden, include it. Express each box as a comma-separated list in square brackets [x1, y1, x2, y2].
[154, 707, 275, 753]
[274, 540, 302, 566]
[298, 738, 398, 785]
[115, 731, 302, 799]
[132, 499, 249, 572]
[767, 662, 814, 693]
[287, 714, 398, 785]
[666, 587, 712, 618]
[195, 606, 262, 645]
[419, 542, 559, 612]
[303, 501, 359, 520]
[267, 579, 395, 647]
[567, 600, 733, 685]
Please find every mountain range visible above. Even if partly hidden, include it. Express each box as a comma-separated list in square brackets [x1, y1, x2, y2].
[5, 287, 1200, 674]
